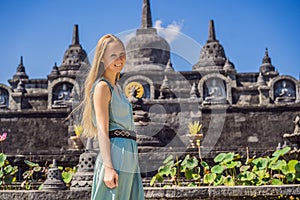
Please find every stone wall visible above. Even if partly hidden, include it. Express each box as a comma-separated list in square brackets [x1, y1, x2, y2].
[0, 109, 70, 154]
[137, 101, 299, 152]
[201, 104, 299, 152]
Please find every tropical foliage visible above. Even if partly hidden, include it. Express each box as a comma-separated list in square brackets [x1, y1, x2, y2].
[150, 146, 300, 187]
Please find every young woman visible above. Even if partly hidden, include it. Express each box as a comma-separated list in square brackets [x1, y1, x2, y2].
[80, 34, 145, 200]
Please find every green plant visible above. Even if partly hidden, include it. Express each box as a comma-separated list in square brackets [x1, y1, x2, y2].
[150, 146, 300, 187]
[60, 166, 77, 188]
[22, 160, 47, 190]
[35, 163, 78, 190]
[73, 125, 83, 137]
[188, 121, 202, 135]
[150, 155, 182, 187]
[204, 152, 241, 186]
[0, 153, 18, 189]
[180, 154, 201, 186]
[188, 121, 203, 162]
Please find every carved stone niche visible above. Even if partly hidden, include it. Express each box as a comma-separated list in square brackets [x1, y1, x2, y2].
[198, 74, 233, 105]
[122, 75, 154, 100]
[0, 86, 9, 109]
[52, 82, 74, 108]
[269, 76, 298, 104]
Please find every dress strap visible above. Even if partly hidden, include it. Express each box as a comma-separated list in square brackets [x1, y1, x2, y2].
[90, 77, 114, 96]
[99, 77, 114, 92]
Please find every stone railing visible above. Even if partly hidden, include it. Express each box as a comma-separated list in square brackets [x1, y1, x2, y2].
[0, 185, 299, 200]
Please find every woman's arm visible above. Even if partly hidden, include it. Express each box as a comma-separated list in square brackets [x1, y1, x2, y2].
[93, 81, 118, 188]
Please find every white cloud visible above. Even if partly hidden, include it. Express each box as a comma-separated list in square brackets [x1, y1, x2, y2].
[154, 20, 183, 43]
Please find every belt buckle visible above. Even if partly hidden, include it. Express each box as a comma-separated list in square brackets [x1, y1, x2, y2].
[115, 130, 131, 137]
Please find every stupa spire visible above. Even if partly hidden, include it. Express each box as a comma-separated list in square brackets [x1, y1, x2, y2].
[20, 56, 23, 66]
[72, 24, 79, 45]
[262, 48, 271, 64]
[208, 20, 217, 42]
[141, 0, 153, 28]
[12, 56, 29, 80]
[259, 48, 275, 74]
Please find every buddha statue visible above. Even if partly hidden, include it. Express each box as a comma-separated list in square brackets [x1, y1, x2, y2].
[0, 90, 7, 108]
[53, 83, 72, 107]
[128, 87, 142, 106]
[275, 80, 295, 103]
[128, 87, 149, 125]
[203, 79, 226, 105]
[293, 116, 300, 135]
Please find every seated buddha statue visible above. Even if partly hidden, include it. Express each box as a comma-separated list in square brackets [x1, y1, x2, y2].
[0, 90, 7, 108]
[275, 80, 295, 103]
[53, 84, 72, 107]
[203, 79, 226, 105]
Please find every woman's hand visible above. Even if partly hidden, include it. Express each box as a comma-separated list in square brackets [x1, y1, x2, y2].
[103, 167, 119, 189]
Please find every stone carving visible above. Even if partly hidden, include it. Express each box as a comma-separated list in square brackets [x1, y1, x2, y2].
[294, 116, 300, 135]
[283, 115, 300, 139]
[283, 116, 300, 158]
[257, 72, 266, 86]
[129, 87, 143, 105]
[159, 76, 174, 99]
[0, 89, 7, 108]
[61, 25, 88, 66]
[16, 80, 26, 93]
[123, 0, 170, 72]
[43, 159, 66, 190]
[53, 83, 73, 107]
[48, 62, 60, 79]
[12, 56, 29, 80]
[71, 138, 97, 190]
[129, 87, 149, 125]
[203, 79, 226, 105]
[275, 80, 295, 103]
[164, 59, 175, 72]
[193, 20, 226, 71]
[223, 58, 235, 71]
[259, 48, 275, 74]
[190, 82, 199, 99]
[125, 81, 144, 100]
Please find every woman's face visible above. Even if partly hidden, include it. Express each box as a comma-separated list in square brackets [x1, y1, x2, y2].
[102, 40, 126, 74]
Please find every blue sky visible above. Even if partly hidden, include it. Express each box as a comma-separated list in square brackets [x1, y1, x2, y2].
[0, 0, 299, 84]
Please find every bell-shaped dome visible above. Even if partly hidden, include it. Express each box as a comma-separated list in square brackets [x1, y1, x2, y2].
[193, 20, 226, 71]
[224, 58, 235, 71]
[259, 48, 275, 74]
[123, 0, 170, 72]
[57, 25, 89, 77]
[60, 25, 88, 66]
[13, 56, 29, 80]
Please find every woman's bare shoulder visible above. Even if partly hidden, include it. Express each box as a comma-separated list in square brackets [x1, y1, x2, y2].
[94, 81, 111, 97]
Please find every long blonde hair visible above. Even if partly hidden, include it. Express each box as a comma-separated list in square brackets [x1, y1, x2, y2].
[80, 34, 123, 138]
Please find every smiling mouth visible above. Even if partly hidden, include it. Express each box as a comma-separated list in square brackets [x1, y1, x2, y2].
[115, 63, 122, 67]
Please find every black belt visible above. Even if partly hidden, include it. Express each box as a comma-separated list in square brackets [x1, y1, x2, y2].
[109, 129, 136, 141]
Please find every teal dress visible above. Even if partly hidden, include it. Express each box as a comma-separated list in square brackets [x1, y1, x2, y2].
[90, 77, 145, 200]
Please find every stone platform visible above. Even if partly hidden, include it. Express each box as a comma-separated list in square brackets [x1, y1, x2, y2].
[0, 185, 299, 200]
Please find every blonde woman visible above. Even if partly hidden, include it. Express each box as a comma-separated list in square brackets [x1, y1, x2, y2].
[81, 34, 144, 200]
